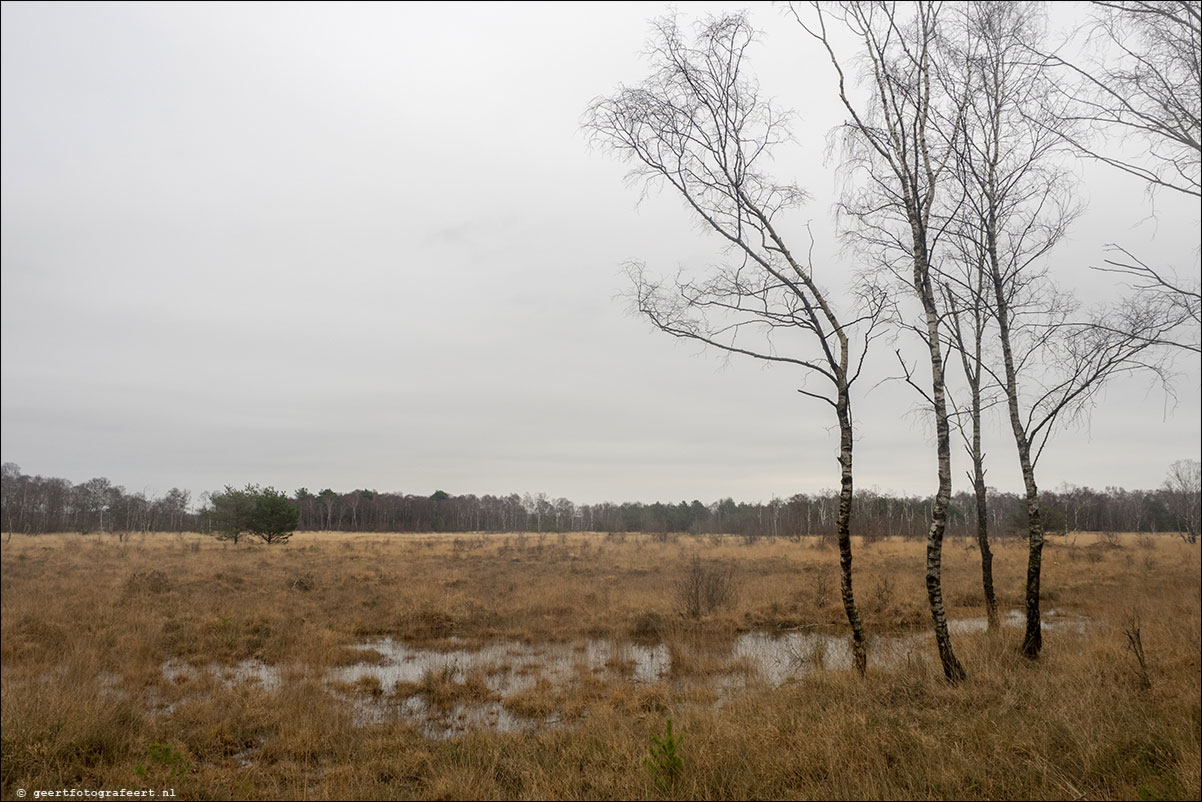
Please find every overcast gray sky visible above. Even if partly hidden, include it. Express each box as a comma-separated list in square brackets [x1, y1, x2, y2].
[2, 1, 1198, 505]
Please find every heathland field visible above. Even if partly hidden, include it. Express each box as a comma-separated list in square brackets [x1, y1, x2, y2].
[1, 531, 1198, 800]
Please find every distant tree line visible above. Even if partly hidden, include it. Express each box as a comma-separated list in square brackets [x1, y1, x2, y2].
[0, 463, 192, 536]
[2, 461, 1197, 540]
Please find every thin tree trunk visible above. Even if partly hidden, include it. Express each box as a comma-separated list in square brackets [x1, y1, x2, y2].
[916, 243, 967, 683]
[969, 370, 999, 630]
[836, 391, 867, 676]
[991, 262, 1045, 659]
[972, 454, 998, 630]
[1018, 452, 1044, 658]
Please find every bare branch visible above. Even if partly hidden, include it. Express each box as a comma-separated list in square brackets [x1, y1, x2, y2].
[1037, 0, 1201, 199]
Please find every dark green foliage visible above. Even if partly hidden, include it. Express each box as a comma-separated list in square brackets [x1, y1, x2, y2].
[251, 486, 300, 544]
[209, 485, 255, 545]
[1008, 501, 1067, 536]
[209, 484, 299, 545]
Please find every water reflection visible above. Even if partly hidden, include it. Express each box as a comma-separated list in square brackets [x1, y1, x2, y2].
[153, 608, 1086, 738]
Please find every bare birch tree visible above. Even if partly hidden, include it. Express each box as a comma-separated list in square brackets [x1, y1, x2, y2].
[940, 1, 1076, 656]
[794, 0, 968, 682]
[939, 0, 1179, 658]
[585, 13, 885, 675]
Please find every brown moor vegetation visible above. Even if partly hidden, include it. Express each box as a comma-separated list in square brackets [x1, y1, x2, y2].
[1, 530, 1198, 800]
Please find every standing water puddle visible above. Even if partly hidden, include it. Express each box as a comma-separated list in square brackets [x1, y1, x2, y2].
[156, 608, 1086, 738]
[326, 638, 671, 737]
[331, 637, 670, 693]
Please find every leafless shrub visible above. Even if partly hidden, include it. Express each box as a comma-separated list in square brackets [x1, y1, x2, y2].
[1124, 610, 1152, 690]
[871, 577, 894, 613]
[673, 554, 736, 619]
[814, 573, 831, 609]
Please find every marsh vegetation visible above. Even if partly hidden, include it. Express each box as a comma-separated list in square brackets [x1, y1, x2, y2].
[2, 530, 1198, 799]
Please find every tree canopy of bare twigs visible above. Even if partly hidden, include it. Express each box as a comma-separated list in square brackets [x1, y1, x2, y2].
[1092, 245, 1201, 355]
[1040, 1, 1201, 355]
[585, 13, 885, 675]
[1045, 0, 1201, 199]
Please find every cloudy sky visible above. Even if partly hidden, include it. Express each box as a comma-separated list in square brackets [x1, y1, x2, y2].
[2, 1, 1198, 505]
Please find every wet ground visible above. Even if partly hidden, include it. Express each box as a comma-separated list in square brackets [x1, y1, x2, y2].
[150, 608, 1087, 738]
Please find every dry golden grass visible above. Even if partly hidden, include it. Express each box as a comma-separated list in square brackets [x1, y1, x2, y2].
[1, 529, 1198, 800]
